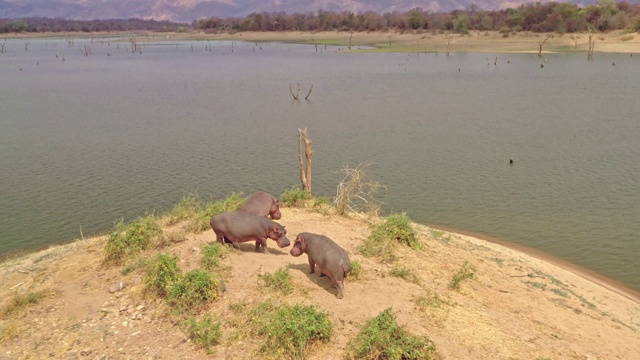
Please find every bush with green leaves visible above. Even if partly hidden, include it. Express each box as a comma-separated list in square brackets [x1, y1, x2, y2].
[144, 253, 182, 297]
[346, 308, 438, 360]
[389, 266, 421, 285]
[358, 213, 421, 262]
[167, 269, 221, 314]
[250, 301, 333, 359]
[280, 187, 312, 207]
[201, 243, 226, 269]
[104, 214, 162, 265]
[183, 315, 222, 354]
[258, 267, 294, 295]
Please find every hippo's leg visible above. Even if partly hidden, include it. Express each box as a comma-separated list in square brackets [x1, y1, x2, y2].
[255, 238, 270, 254]
[335, 281, 345, 299]
[319, 273, 326, 277]
[309, 259, 316, 274]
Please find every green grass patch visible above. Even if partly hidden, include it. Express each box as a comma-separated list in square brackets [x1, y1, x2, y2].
[359, 213, 421, 263]
[524, 281, 547, 291]
[183, 314, 222, 354]
[144, 253, 182, 297]
[201, 243, 226, 269]
[0, 321, 19, 344]
[413, 290, 453, 310]
[258, 267, 294, 295]
[448, 261, 476, 290]
[492, 258, 505, 267]
[346, 308, 439, 360]
[104, 214, 162, 266]
[1, 291, 47, 318]
[552, 288, 569, 297]
[249, 301, 333, 359]
[389, 266, 421, 285]
[349, 259, 363, 280]
[280, 187, 312, 207]
[167, 269, 221, 315]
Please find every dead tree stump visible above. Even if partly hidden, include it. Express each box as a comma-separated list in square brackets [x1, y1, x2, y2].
[297, 128, 313, 192]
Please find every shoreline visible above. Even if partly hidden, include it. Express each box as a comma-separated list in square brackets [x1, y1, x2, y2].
[4, 29, 640, 53]
[433, 224, 640, 304]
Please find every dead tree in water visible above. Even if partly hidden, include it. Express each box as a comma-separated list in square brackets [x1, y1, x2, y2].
[587, 29, 595, 61]
[0, 40, 6, 53]
[297, 128, 313, 192]
[538, 35, 553, 57]
[445, 33, 452, 56]
[290, 83, 314, 100]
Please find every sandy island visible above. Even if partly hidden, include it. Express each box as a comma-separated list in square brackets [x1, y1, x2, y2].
[1, 207, 638, 359]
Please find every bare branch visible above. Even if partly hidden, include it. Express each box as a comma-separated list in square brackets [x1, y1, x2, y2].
[304, 84, 314, 100]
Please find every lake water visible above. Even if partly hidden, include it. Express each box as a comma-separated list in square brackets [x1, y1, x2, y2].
[1, 36, 639, 292]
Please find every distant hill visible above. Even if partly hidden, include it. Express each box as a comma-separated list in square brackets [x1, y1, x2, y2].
[0, 0, 626, 24]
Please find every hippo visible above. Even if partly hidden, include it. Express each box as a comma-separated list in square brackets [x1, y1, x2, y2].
[239, 191, 282, 220]
[210, 211, 290, 254]
[290, 232, 351, 299]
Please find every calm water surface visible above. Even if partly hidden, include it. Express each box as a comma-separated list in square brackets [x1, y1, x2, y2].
[1, 36, 639, 291]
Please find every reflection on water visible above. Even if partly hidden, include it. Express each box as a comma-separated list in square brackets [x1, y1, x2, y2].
[1, 37, 639, 291]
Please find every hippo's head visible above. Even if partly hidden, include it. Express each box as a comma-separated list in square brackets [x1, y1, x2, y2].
[270, 200, 282, 220]
[268, 224, 290, 248]
[289, 234, 306, 256]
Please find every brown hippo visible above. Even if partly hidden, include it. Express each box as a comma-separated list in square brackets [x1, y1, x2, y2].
[290, 232, 351, 299]
[239, 191, 282, 220]
[210, 211, 290, 254]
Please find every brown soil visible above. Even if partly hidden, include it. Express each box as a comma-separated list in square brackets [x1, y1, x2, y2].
[1, 207, 639, 359]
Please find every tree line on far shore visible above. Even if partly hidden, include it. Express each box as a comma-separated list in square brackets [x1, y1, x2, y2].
[2, 0, 640, 35]
[195, 1, 640, 34]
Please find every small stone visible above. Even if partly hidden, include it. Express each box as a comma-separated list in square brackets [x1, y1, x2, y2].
[109, 282, 127, 293]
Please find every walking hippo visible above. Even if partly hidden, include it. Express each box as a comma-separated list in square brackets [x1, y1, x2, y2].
[239, 191, 282, 220]
[290, 232, 351, 299]
[210, 211, 290, 254]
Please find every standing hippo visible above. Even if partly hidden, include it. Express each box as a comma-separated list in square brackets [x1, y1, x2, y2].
[239, 192, 282, 220]
[210, 211, 290, 254]
[290, 232, 351, 299]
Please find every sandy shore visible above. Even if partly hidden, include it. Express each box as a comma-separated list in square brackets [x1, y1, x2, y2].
[1, 208, 639, 359]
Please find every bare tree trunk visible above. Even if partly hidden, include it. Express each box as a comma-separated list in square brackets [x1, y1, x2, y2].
[297, 128, 313, 192]
[587, 29, 595, 61]
[538, 34, 553, 57]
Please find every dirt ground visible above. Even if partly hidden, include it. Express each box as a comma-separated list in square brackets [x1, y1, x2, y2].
[1, 207, 639, 359]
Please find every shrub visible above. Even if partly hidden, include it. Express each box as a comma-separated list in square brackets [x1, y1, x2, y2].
[167, 269, 220, 314]
[168, 193, 202, 225]
[201, 243, 226, 269]
[334, 163, 385, 216]
[346, 308, 438, 360]
[190, 192, 246, 232]
[349, 260, 363, 280]
[250, 301, 333, 359]
[258, 268, 294, 295]
[358, 213, 421, 263]
[448, 260, 476, 290]
[104, 214, 162, 265]
[183, 315, 222, 354]
[144, 253, 182, 297]
[280, 187, 312, 207]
